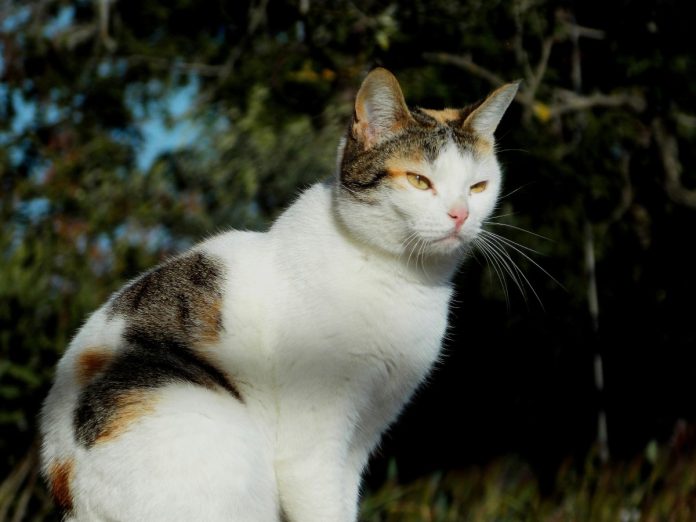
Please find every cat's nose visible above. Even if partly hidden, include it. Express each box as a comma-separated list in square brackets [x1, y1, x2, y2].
[448, 207, 469, 231]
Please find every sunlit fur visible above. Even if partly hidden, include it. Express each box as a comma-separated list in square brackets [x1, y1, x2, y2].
[39, 68, 518, 522]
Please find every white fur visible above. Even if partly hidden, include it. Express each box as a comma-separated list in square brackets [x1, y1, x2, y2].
[40, 139, 502, 521]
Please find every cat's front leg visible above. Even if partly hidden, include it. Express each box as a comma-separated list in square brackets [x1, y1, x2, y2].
[275, 443, 354, 522]
[342, 445, 371, 522]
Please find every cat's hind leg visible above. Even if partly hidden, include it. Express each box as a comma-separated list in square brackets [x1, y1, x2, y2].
[69, 383, 278, 522]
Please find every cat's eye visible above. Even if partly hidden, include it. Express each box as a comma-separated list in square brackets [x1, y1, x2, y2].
[470, 181, 488, 194]
[406, 173, 433, 191]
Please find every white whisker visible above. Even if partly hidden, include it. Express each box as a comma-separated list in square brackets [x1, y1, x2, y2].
[483, 231, 563, 291]
[484, 221, 552, 241]
[404, 233, 421, 272]
[498, 182, 536, 200]
[417, 238, 430, 280]
[487, 211, 518, 220]
[481, 229, 543, 255]
[473, 237, 510, 307]
[479, 234, 532, 305]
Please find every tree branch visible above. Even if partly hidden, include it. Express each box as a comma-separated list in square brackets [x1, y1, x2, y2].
[550, 89, 646, 117]
[527, 36, 554, 104]
[653, 118, 696, 209]
[98, 0, 117, 52]
[422, 52, 535, 106]
[423, 52, 645, 118]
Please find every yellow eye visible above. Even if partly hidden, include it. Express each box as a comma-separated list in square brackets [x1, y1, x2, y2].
[470, 180, 488, 194]
[406, 172, 433, 191]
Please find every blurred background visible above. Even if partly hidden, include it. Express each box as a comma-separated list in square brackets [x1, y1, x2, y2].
[1, 0, 696, 520]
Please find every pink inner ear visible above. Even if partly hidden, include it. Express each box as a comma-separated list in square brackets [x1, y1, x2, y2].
[352, 68, 413, 150]
[354, 120, 378, 150]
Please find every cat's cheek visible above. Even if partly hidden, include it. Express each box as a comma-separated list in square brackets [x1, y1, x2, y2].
[471, 191, 498, 220]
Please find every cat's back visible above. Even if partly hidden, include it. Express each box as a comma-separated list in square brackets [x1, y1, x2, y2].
[46, 227, 264, 390]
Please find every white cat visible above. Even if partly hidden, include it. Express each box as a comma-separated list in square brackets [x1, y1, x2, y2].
[39, 67, 518, 521]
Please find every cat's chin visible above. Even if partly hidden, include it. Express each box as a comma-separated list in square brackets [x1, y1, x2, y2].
[423, 234, 470, 257]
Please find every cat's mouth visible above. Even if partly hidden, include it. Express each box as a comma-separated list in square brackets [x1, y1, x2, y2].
[434, 231, 462, 244]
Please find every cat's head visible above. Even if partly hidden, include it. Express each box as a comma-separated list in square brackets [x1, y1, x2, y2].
[335, 67, 518, 266]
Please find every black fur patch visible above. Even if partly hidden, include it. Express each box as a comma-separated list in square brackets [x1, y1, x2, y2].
[74, 251, 242, 447]
[74, 337, 242, 447]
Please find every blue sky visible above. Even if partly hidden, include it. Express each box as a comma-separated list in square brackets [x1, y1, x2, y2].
[1, 4, 201, 173]
[136, 81, 201, 171]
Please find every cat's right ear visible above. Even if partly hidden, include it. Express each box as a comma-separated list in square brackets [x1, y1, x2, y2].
[353, 68, 412, 150]
[463, 81, 520, 139]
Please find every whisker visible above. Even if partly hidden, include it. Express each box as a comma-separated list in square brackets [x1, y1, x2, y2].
[417, 238, 430, 280]
[498, 182, 537, 200]
[473, 237, 510, 307]
[495, 148, 531, 154]
[484, 222, 552, 242]
[399, 231, 419, 263]
[482, 235, 546, 309]
[481, 229, 543, 255]
[484, 232, 564, 291]
[404, 233, 421, 272]
[487, 211, 518, 220]
[479, 235, 530, 305]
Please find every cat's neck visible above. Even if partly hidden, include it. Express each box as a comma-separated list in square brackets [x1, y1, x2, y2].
[272, 181, 462, 287]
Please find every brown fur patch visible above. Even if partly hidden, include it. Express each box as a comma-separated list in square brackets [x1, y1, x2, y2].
[419, 108, 462, 124]
[94, 389, 157, 444]
[473, 137, 493, 156]
[76, 347, 113, 385]
[48, 459, 74, 512]
[384, 153, 426, 179]
[196, 298, 223, 345]
[109, 251, 225, 349]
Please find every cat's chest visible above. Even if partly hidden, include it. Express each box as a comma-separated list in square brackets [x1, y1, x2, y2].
[274, 260, 452, 378]
[211, 231, 452, 390]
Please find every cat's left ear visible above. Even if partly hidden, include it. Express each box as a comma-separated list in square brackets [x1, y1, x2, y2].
[353, 68, 413, 149]
[463, 81, 520, 139]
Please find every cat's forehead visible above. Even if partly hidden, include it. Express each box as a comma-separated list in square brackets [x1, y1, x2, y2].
[386, 113, 490, 168]
[405, 106, 491, 158]
[383, 135, 483, 184]
[412, 107, 469, 127]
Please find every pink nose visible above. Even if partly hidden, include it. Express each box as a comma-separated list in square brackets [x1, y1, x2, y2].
[448, 207, 469, 231]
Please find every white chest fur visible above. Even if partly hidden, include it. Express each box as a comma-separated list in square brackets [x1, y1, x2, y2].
[202, 183, 452, 450]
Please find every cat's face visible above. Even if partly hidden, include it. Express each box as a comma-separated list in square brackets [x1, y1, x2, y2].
[335, 68, 518, 261]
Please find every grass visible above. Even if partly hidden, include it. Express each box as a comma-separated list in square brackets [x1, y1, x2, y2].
[361, 438, 696, 521]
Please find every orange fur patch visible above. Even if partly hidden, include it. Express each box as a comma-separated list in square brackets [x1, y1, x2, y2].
[196, 298, 223, 345]
[385, 154, 426, 180]
[94, 389, 157, 444]
[48, 459, 74, 512]
[76, 347, 113, 385]
[473, 137, 493, 156]
[420, 108, 462, 124]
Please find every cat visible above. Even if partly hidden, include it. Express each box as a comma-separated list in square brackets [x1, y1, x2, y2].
[39, 67, 518, 522]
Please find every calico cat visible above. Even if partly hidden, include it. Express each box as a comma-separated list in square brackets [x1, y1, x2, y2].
[39, 67, 518, 521]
